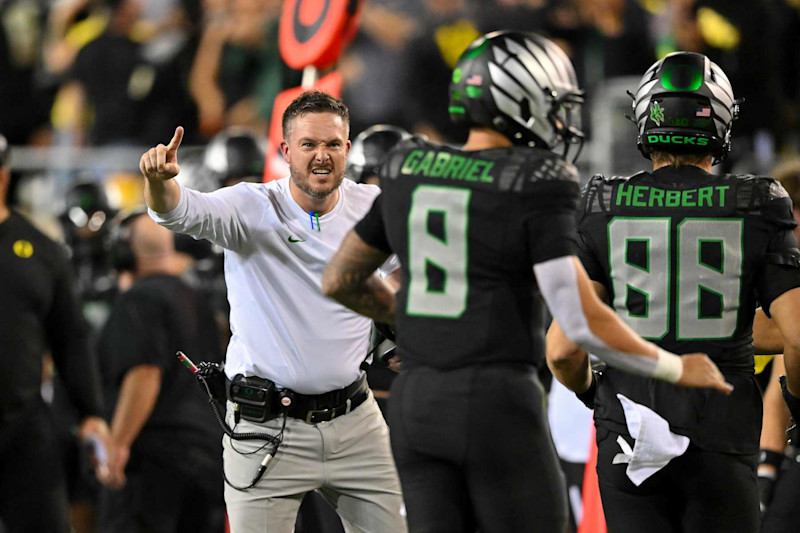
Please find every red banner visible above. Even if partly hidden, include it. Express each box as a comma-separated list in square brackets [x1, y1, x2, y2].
[279, 0, 363, 70]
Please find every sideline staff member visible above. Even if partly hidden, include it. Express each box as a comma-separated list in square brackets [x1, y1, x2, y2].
[140, 92, 406, 533]
[0, 134, 110, 532]
[96, 212, 225, 533]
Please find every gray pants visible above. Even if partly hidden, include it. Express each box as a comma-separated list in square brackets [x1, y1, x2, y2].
[223, 393, 407, 533]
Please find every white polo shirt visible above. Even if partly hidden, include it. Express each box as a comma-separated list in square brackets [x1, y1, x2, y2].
[149, 177, 387, 394]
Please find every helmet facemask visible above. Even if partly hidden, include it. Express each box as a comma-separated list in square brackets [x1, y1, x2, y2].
[547, 89, 585, 162]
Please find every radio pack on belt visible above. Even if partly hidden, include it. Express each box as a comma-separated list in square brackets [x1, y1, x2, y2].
[176, 352, 285, 491]
[229, 374, 275, 423]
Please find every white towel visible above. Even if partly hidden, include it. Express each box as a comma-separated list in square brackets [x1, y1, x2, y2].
[612, 394, 690, 486]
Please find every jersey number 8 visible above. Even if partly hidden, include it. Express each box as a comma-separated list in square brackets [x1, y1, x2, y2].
[406, 185, 470, 318]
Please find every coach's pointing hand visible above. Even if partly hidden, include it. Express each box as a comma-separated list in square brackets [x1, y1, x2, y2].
[141, 127, 184, 214]
[140, 126, 184, 181]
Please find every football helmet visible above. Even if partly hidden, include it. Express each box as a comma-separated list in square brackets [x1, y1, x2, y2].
[448, 30, 585, 160]
[347, 125, 412, 183]
[631, 51, 739, 164]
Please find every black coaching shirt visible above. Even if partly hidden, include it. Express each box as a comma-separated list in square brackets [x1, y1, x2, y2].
[577, 166, 800, 453]
[355, 137, 580, 369]
[0, 211, 102, 426]
[96, 274, 223, 485]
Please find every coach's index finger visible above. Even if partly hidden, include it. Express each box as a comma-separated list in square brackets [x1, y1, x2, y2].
[166, 126, 184, 156]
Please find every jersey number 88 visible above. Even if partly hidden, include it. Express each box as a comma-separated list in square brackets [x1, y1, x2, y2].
[608, 217, 743, 340]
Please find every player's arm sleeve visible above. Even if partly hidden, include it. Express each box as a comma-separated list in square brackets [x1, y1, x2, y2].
[46, 254, 104, 418]
[148, 182, 255, 252]
[534, 256, 675, 380]
[756, 228, 800, 317]
[354, 193, 392, 254]
[524, 182, 673, 379]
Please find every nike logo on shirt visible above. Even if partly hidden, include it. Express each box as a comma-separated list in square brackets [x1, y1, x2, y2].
[288, 235, 306, 243]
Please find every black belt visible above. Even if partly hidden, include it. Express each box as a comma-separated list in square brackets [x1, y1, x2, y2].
[286, 374, 369, 424]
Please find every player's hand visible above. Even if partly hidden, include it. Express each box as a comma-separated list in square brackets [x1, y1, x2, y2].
[99, 441, 130, 490]
[79, 416, 111, 481]
[140, 126, 184, 181]
[380, 346, 403, 372]
[387, 354, 403, 373]
[676, 353, 733, 394]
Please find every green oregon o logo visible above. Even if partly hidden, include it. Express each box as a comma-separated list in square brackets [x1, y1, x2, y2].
[661, 64, 703, 92]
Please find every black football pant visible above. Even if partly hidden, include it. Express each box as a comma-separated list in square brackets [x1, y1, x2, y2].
[596, 428, 759, 533]
[762, 459, 800, 532]
[388, 363, 568, 533]
[0, 402, 71, 533]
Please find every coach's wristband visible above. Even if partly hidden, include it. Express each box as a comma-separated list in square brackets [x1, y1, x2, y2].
[652, 348, 683, 384]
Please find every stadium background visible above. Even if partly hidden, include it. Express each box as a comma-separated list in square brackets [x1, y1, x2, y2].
[2, 0, 799, 532]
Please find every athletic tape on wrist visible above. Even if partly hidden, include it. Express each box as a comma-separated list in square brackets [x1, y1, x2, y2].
[652, 349, 683, 383]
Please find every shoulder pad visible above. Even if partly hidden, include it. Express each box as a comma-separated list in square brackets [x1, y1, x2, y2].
[582, 172, 648, 215]
[497, 149, 579, 193]
[378, 137, 429, 182]
[528, 152, 579, 185]
[734, 175, 796, 228]
[734, 175, 789, 205]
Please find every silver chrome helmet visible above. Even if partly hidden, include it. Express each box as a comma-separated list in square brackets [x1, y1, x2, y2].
[448, 30, 585, 160]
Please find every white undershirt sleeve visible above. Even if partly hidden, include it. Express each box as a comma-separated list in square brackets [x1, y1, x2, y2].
[535, 255, 682, 382]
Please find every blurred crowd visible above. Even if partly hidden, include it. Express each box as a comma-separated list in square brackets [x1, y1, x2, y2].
[2, 0, 800, 153]
[0, 0, 797, 234]
[1, 0, 799, 219]
[4, 0, 800, 531]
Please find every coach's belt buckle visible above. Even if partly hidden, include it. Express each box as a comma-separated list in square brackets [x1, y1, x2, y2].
[306, 406, 332, 424]
[305, 398, 352, 423]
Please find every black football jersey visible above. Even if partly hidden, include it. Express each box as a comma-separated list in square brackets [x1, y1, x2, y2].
[355, 137, 580, 369]
[578, 165, 800, 453]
